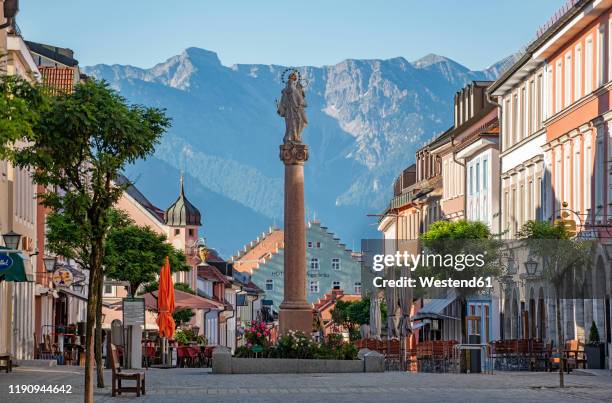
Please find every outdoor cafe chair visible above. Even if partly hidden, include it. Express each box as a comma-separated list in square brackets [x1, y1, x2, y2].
[110, 344, 145, 397]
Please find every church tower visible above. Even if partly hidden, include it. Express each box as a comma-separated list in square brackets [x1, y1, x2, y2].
[164, 175, 201, 289]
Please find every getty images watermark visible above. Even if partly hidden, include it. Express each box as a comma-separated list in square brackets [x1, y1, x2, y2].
[360, 239, 503, 295]
[370, 250, 492, 289]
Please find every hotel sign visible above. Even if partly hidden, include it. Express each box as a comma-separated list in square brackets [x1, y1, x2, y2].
[308, 271, 329, 278]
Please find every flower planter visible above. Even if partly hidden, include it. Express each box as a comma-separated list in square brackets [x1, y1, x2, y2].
[585, 344, 605, 369]
[212, 347, 384, 374]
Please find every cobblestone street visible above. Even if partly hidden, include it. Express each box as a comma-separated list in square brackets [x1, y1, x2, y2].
[1, 367, 611, 402]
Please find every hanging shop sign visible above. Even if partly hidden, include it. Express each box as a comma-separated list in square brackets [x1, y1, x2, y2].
[0, 253, 14, 271]
[52, 267, 74, 288]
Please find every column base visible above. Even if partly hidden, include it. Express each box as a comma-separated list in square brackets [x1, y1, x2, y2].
[279, 305, 312, 335]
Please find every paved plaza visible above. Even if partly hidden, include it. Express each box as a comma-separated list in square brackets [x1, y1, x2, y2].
[0, 367, 611, 402]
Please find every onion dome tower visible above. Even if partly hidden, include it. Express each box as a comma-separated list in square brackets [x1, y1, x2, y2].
[165, 174, 201, 290]
[165, 174, 201, 227]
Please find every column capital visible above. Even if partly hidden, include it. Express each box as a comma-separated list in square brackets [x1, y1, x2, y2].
[279, 143, 309, 165]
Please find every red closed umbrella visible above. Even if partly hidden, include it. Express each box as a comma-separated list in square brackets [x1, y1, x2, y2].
[156, 256, 175, 338]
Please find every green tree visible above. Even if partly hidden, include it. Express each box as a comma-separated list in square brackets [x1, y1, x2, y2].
[420, 220, 502, 343]
[331, 298, 387, 340]
[104, 221, 189, 296]
[173, 309, 196, 328]
[0, 75, 46, 157]
[518, 220, 594, 388]
[5, 79, 170, 402]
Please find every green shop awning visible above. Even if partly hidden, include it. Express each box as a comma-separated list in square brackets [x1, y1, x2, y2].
[0, 247, 30, 282]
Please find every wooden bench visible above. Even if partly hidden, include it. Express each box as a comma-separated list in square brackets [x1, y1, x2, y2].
[0, 353, 11, 373]
[110, 344, 145, 397]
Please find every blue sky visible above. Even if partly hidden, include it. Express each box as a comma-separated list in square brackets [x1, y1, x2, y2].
[19, 0, 565, 69]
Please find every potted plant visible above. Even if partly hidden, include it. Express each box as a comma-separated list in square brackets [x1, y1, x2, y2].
[585, 321, 605, 369]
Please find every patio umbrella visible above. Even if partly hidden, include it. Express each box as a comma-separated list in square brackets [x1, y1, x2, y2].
[369, 296, 382, 340]
[156, 256, 175, 338]
[0, 247, 29, 282]
[385, 265, 398, 339]
[398, 265, 412, 337]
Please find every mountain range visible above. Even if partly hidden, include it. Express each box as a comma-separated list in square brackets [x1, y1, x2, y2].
[83, 49, 518, 257]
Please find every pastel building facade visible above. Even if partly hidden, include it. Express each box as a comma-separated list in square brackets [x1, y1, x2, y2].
[489, 0, 612, 362]
[234, 221, 362, 313]
[0, 2, 41, 360]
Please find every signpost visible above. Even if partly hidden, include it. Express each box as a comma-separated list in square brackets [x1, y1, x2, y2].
[122, 298, 145, 369]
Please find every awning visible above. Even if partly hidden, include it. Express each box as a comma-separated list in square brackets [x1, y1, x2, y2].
[59, 288, 112, 307]
[411, 321, 427, 330]
[0, 247, 30, 282]
[143, 289, 224, 311]
[412, 294, 458, 321]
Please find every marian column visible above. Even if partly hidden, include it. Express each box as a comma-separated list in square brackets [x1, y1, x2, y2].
[277, 69, 312, 334]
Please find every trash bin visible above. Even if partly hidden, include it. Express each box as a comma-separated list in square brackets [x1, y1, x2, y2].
[468, 334, 481, 373]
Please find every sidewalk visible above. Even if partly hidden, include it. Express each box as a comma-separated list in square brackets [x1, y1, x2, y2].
[1, 367, 611, 402]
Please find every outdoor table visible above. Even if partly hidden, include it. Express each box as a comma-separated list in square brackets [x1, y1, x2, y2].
[453, 343, 493, 374]
[142, 345, 157, 367]
[177, 346, 199, 367]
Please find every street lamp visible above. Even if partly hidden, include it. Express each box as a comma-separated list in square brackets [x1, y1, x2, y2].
[524, 256, 539, 276]
[72, 281, 85, 293]
[2, 231, 21, 250]
[43, 255, 57, 273]
[506, 252, 517, 275]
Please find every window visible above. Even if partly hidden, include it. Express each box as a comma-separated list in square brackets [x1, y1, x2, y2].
[504, 97, 511, 149]
[469, 166, 473, 195]
[475, 162, 480, 193]
[174, 228, 180, 236]
[596, 134, 604, 214]
[598, 25, 605, 87]
[310, 258, 319, 270]
[315, 241, 321, 248]
[555, 149, 562, 214]
[332, 281, 341, 289]
[520, 86, 526, 140]
[575, 45, 582, 100]
[528, 79, 535, 135]
[512, 93, 518, 143]
[307, 241, 313, 248]
[483, 159, 488, 190]
[564, 145, 571, 204]
[354, 282, 362, 294]
[536, 73, 543, 130]
[547, 66, 553, 119]
[188, 228, 194, 237]
[555, 60, 562, 113]
[265, 279, 274, 291]
[586, 35, 593, 94]
[585, 137, 593, 220]
[103, 284, 114, 296]
[573, 145, 581, 212]
[564, 52, 572, 107]
[331, 258, 341, 270]
[310, 281, 319, 293]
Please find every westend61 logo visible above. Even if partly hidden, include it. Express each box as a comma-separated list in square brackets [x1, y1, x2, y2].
[370, 250, 492, 289]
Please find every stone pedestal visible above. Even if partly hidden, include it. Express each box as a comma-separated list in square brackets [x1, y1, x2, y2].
[279, 143, 312, 334]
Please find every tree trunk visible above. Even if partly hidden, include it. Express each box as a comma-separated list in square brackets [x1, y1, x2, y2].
[84, 233, 105, 403]
[95, 275, 104, 388]
[555, 285, 564, 388]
